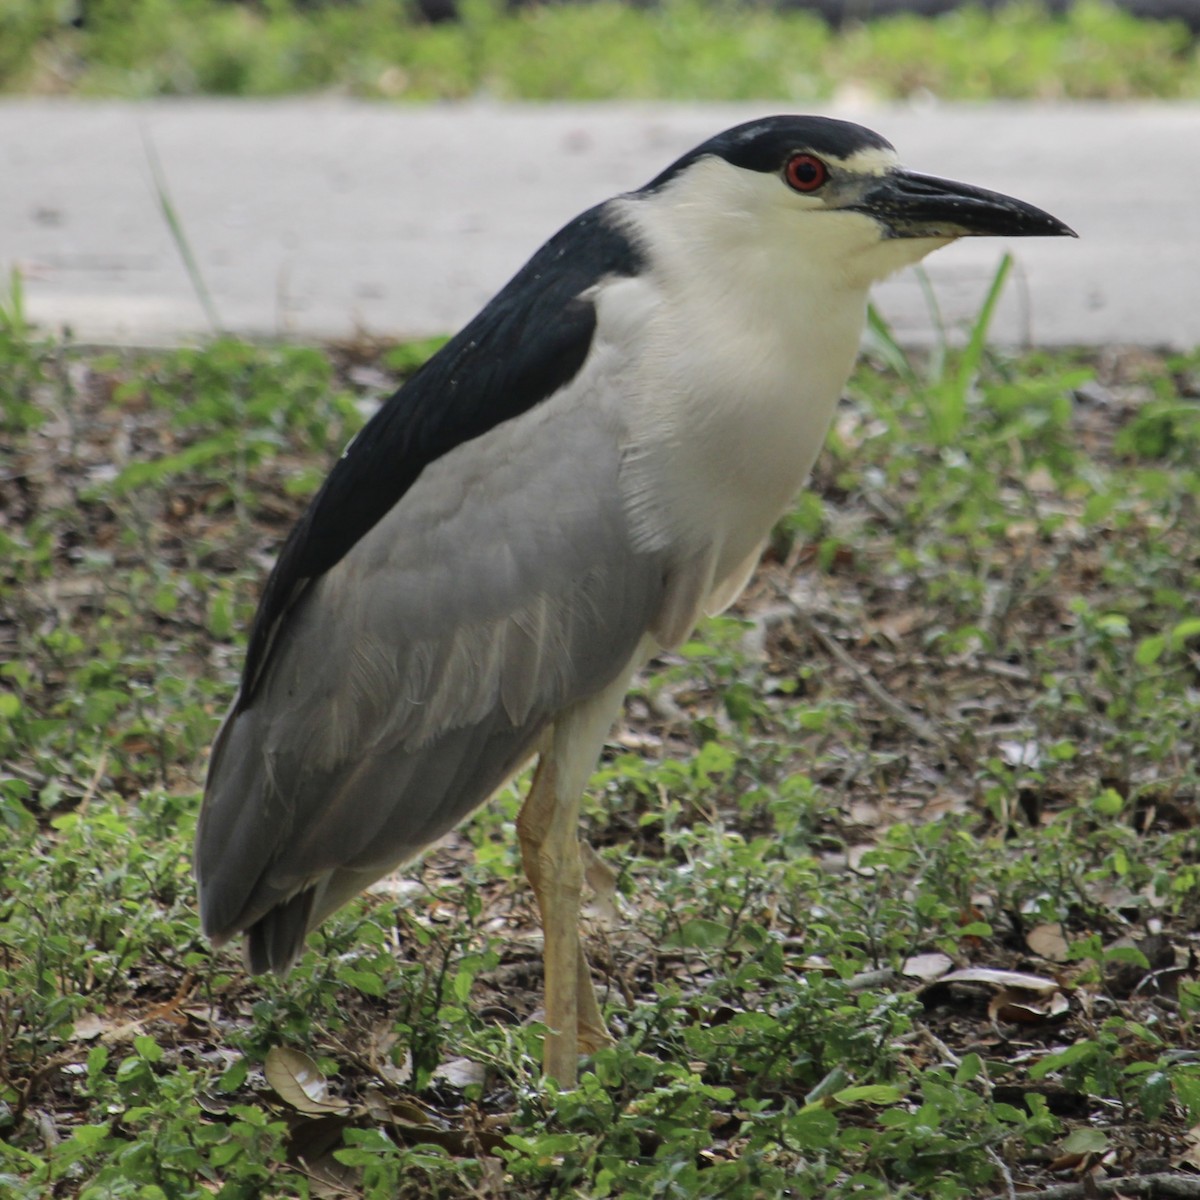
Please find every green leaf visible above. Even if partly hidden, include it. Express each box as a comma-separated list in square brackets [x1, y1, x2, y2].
[662, 918, 731, 950]
[954, 1053, 983, 1084]
[86, 1045, 109, 1077]
[66, 1124, 111, 1149]
[1103, 944, 1150, 968]
[1061, 1127, 1109, 1154]
[1135, 634, 1166, 666]
[1169, 617, 1200, 649]
[134, 1035, 162, 1063]
[208, 590, 233, 640]
[694, 740, 735, 780]
[1139, 1069, 1171, 1121]
[832, 1084, 903, 1106]
[804, 1065, 850, 1103]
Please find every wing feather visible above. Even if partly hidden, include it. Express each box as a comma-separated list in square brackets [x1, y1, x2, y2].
[196, 199, 660, 968]
[196, 365, 669, 965]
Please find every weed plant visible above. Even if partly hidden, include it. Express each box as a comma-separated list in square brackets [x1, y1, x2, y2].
[6, 0, 1200, 102]
[2, 267, 1200, 1194]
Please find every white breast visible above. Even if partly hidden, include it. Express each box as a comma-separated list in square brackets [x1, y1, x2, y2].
[598, 165, 876, 629]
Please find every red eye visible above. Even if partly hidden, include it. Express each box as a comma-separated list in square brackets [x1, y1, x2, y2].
[785, 153, 828, 193]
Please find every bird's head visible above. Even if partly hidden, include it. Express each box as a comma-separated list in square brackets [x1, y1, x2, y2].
[631, 115, 1075, 292]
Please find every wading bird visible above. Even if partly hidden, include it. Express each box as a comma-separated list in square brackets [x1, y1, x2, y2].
[196, 115, 1073, 1086]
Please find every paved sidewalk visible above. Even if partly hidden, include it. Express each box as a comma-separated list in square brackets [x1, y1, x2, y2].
[1, 98, 1197, 348]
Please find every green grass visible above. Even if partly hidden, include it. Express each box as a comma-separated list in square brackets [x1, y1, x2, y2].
[7, 0, 1200, 101]
[2, 302, 1200, 1196]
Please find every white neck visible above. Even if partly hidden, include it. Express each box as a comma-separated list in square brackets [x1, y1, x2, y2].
[592, 155, 945, 628]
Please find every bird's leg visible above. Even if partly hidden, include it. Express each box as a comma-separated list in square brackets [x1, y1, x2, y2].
[577, 841, 617, 1053]
[518, 755, 587, 1086]
[517, 664, 644, 1085]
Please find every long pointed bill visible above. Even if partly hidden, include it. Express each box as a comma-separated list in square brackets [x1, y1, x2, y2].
[860, 169, 1077, 240]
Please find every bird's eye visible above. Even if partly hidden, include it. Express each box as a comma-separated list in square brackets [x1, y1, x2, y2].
[784, 153, 828, 194]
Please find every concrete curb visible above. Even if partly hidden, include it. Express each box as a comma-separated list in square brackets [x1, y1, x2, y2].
[2, 98, 1197, 349]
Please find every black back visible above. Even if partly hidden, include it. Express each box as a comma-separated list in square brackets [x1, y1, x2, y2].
[238, 203, 645, 706]
[236, 115, 886, 707]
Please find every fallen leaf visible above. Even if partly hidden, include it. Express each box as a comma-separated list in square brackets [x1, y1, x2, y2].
[1024, 466, 1058, 494]
[264, 1046, 352, 1116]
[434, 1056, 487, 1090]
[848, 799, 883, 827]
[72, 1012, 106, 1041]
[366, 875, 424, 902]
[1061, 1128, 1110, 1155]
[795, 956, 837, 976]
[286, 1112, 357, 1162]
[868, 608, 924, 643]
[388, 1097, 446, 1128]
[901, 952, 954, 982]
[922, 967, 1070, 1023]
[989, 987, 1071, 1025]
[998, 738, 1041, 768]
[1047, 1151, 1087, 1174]
[846, 843, 877, 874]
[1027, 922, 1070, 962]
[1176, 1122, 1200, 1170]
[936, 967, 1059, 992]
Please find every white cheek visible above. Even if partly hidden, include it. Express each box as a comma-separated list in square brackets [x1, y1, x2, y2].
[861, 235, 955, 282]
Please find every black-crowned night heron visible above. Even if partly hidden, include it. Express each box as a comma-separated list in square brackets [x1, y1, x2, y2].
[196, 115, 1074, 1086]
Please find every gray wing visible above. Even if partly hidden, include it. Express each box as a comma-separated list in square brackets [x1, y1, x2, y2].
[195, 378, 668, 970]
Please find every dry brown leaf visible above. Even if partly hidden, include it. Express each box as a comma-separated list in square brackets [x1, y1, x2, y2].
[937, 967, 1060, 993]
[795, 956, 837, 976]
[433, 1056, 487, 1090]
[998, 739, 1042, 768]
[1027, 922, 1070, 962]
[1025, 466, 1058, 494]
[848, 799, 883, 827]
[989, 986, 1071, 1025]
[846, 844, 877, 874]
[870, 608, 924, 642]
[1176, 1122, 1200, 1169]
[901, 952, 954, 982]
[287, 1112, 357, 1162]
[1047, 1151, 1088, 1174]
[301, 1145, 362, 1197]
[72, 1012, 106, 1041]
[264, 1046, 353, 1116]
[389, 1097, 447, 1129]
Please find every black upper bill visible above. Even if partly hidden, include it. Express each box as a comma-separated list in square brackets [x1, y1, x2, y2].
[860, 169, 1077, 240]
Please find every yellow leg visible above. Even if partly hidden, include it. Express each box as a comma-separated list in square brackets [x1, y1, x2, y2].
[519, 756, 607, 1087]
[516, 656, 647, 1086]
[576, 951, 611, 1055]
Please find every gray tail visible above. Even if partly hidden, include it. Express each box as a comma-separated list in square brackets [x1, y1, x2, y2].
[243, 888, 317, 974]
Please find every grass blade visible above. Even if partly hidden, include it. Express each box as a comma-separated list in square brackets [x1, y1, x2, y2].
[955, 252, 1012, 405]
[864, 301, 920, 390]
[142, 129, 223, 336]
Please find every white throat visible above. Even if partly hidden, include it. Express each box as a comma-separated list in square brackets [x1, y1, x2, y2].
[594, 155, 947, 627]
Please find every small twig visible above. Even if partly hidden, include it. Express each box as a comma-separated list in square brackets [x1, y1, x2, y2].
[986, 1146, 1018, 1200]
[845, 967, 897, 993]
[12, 1048, 77, 1126]
[787, 603, 946, 748]
[988, 1174, 1200, 1200]
[920, 1026, 963, 1070]
[77, 747, 108, 816]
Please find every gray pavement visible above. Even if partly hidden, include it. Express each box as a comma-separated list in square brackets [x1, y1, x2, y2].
[1, 98, 1197, 349]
